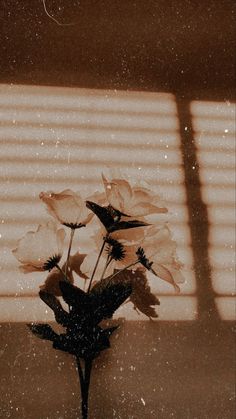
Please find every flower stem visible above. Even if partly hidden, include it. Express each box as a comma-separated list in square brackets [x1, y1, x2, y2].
[76, 356, 84, 385]
[82, 359, 93, 419]
[100, 254, 112, 281]
[108, 260, 139, 281]
[76, 357, 93, 419]
[65, 228, 75, 277]
[87, 235, 108, 293]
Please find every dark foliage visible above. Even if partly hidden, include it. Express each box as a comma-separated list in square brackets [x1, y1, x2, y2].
[27, 323, 58, 341]
[32, 279, 132, 360]
[86, 201, 149, 233]
[95, 269, 160, 319]
[136, 247, 154, 272]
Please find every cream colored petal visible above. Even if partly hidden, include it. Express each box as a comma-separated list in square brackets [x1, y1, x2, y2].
[19, 264, 44, 273]
[102, 174, 133, 213]
[102, 174, 123, 212]
[152, 263, 180, 292]
[86, 190, 107, 206]
[144, 225, 164, 240]
[13, 222, 63, 268]
[151, 194, 168, 209]
[111, 226, 146, 244]
[78, 206, 94, 225]
[40, 190, 85, 225]
[129, 202, 168, 217]
[13, 227, 49, 266]
[132, 187, 152, 201]
[147, 240, 176, 264]
[144, 226, 177, 265]
[164, 266, 185, 284]
[111, 178, 133, 202]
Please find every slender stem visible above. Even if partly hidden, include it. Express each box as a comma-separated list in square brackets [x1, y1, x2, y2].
[76, 356, 84, 385]
[100, 254, 111, 281]
[108, 260, 139, 281]
[87, 235, 108, 293]
[76, 357, 86, 419]
[65, 228, 75, 277]
[76, 357, 93, 419]
[55, 264, 69, 282]
[81, 359, 93, 419]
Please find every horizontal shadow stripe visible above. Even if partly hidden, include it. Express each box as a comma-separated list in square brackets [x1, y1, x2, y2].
[0, 120, 179, 132]
[0, 156, 183, 169]
[1, 156, 233, 170]
[0, 175, 185, 185]
[0, 104, 177, 118]
[0, 138, 179, 151]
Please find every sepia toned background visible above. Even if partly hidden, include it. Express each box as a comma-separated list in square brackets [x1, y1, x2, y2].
[0, 1, 235, 418]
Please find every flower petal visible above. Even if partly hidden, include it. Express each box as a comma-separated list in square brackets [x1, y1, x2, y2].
[68, 252, 88, 279]
[19, 264, 44, 273]
[102, 174, 133, 213]
[40, 189, 91, 226]
[152, 263, 180, 293]
[129, 202, 168, 217]
[13, 222, 64, 271]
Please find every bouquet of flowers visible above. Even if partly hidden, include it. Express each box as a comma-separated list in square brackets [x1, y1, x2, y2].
[13, 175, 183, 419]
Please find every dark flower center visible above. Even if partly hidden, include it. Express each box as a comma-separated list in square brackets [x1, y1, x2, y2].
[43, 254, 62, 271]
[63, 222, 86, 229]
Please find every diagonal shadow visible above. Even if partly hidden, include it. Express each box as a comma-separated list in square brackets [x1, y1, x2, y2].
[176, 97, 220, 322]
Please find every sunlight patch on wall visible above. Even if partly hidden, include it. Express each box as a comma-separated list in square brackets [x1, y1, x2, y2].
[191, 100, 236, 320]
[0, 296, 198, 322]
[215, 297, 236, 321]
[0, 84, 195, 321]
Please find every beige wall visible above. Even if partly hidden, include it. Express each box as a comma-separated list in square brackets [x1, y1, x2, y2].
[0, 84, 235, 419]
[1, 321, 235, 419]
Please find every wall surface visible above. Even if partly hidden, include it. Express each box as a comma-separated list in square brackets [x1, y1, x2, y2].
[1, 321, 235, 419]
[0, 1, 235, 418]
[0, 1, 235, 100]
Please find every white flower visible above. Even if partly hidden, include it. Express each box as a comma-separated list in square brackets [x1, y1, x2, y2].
[12, 221, 65, 273]
[39, 189, 93, 228]
[141, 225, 184, 292]
[102, 174, 167, 217]
[116, 225, 184, 292]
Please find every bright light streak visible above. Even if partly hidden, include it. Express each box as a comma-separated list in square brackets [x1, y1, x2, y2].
[0, 84, 196, 320]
